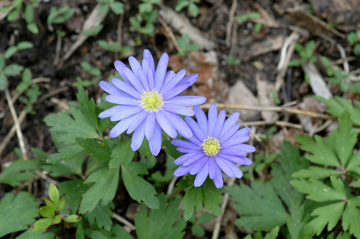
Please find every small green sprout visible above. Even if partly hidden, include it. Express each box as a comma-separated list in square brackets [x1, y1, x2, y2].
[225, 55, 241, 65]
[175, 0, 200, 17]
[96, 0, 124, 15]
[47, 6, 74, 30]
[0, 54, 23, 90]
[289, 40, 316, 67]
[5, 41, 33, 59]
[32, 183, 81, 232]
[176, 34, 201, 56]
[98, 40, 131, 54]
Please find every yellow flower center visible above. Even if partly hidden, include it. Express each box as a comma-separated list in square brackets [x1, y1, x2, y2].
[200, 136, 221, 156]
[139, 89, 163, 112]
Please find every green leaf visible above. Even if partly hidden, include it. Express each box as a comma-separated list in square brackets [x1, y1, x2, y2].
[64, 215, 81, 223]
[25, 4, 34, 23]
[27, 23, 39, 34]
[110, 2, 124, 14]
[342, 197, 360, 238]
[296, 134, 340, 167]
[182, 186, 203, 220]
[59, 179, 90, 213]
[40, 206, 55, 218]
[53, 215, 61, 224]
[333, 111, 358, 167]
[45, 105, 98, 146]
[291, 177, 347, 202]
[0, 73, 7, 90]
[228, 181, 288, 231]
[85, 202, 114, 230]
[79, 167, 119, 213]
[191, 225, 205, 236]
[304, 202, 345, 236]
[264, 226, 280, 239]
[49, 183, 60, 211]
[0, 54, 4, 70]
[77, 88, 98, 130]
[17, 41, 33, 50]
[4, 63, 23, 76]
[135, 194, 186, 239]
[32, 218, 53, 232]
[88, 224, 134, 239]
[122, 162, 159, 209]
[292, 167, 342, 179]
[188, 3, 199, 17]
[0, 160, 42, 186]
[315, 96, 360, 125]
[109, 138, 134, 168]
[347, 31, 358, 45]
[46, 145, 84, 164]
[0, 192, 39, 237]
[5, 46, 18, 59]
[15, 228, 55, 239]
[76, 137, 111, 161]
[98, 4, 109, 15]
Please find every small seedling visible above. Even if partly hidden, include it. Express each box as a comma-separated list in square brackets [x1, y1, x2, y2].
[176, 34, 201, 56]
[47, 6, 74, 31]
[175, 0, 200, 17]
[5, 41, 33, 59]
[98, 40, 131, 54]
[225, 55, 241, 65]
[0, 54, 23, 90]
[289, 40, 316, 66]
[96, 0, 124, 15]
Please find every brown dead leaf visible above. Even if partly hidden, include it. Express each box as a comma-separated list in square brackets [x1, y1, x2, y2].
[286, 9, 345, 38]
[227, 81, 260, 121]
[297, 96, 326, 136]
[302, 62, 332, 99]
[256, 73, 278, 122]
[243, 35, 285, 61]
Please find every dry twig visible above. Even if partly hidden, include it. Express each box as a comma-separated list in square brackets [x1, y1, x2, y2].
[158, 17, 182, 53]
[112, 213, 135, 231]
[5, 89, 28, 160]
[225, 0, 237, 46]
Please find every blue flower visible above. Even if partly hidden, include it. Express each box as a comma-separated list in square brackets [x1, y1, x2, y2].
[171, 104, 255, 188]
[99, 49, 206, 156]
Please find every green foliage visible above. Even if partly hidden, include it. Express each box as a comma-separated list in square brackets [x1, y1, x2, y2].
[0, 160, 42, 186]
[15, 228, 55, 239]
[96, 0, 124, 15]
[176, 34, 201, 56]
[291, 112, 360, 238]
[347, 31, 360, 55]
[122, 162, 160, 209]
[83, 25, 104, 36]
[135, 194, 186, 239]
[79, 167, 119, 213]
[85, 203, 114, 230]
[175, 0, 200, 17]
[188, 213, 214, 236]
[0, 192, 39, 237]
[0, 53, 23, 90]
[237, 11, 261, 23]
[87, 224, 133, 239]
[225, 55, 241, 65]
[73, 62, 102, 89]
[5, 41, 33, 59]
[182, 177, 224, 220]
[98, 40, 131, 54]
[47, 6, 74, 29]
[32, 183, 81, 232]
[289, 40, 316, 66]
[130, 1, 158, 36]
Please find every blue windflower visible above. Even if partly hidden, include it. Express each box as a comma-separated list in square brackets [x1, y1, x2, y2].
[171, 104, 255, 188]
[99, 49, 206, 156]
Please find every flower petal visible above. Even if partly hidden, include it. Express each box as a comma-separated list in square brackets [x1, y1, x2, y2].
[155, 52, 169, 91]
[127, 111, 148, 133]
[99, 81, 122, 95]
[174, 151, 203, 165]
[145, 113, 156, 140]
[193, 105, 207, 134]
[166, 96, 207, 106]
[194, 162, 209, 187]
[213, 168, 224, 188]
[213, 110, 226, 138]
[181, 73, 198, 86]
[160, 69, 186, 93]
[155, 110, 177, 138]
[149, 121, 162, 156]
[171, 139, 199, 150]
[223, 159, 243, 178]
[109, 114, 138, 138]
[99, 105, 126, 118]
[163, 82, 191, 100]
[105, 95, 139, 105]
[110, 107, 143, 122]
[185, 116, 207, 141]
[207, 104, 217, 137]
[131, 121, 145, 151]
[163, 111, 193, 138]
[215, 156, 235, 177]
[112, 78, 141, 99]
[146, 65, 155, 89]
[220, 136, 250, 148]
[183, 152, 206, 166]
[142, 49, 155, 77]
[219, 148, 247, 156]
[208, 157, 219, 179]
[189, 156, 208, 175]
[186, 135, 202, 146]
[218, 124, 240, 142]
[218, 153, 252, 165]
[176, 147, 200, 153]
[114, 60, 130, 83]
[174, 165, 192, 177]
[219, 112, 240, 136]
[129, 56, 149, 90]
[162, 103, 195, 116]
[123, 67, 145, 93]
[239, 156, 253, 165]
